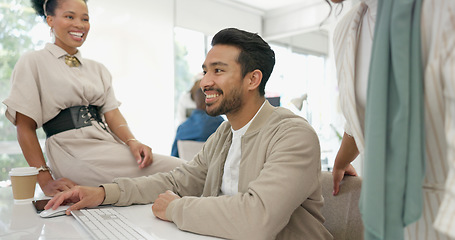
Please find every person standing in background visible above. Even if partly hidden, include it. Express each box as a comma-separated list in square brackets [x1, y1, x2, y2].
[329, 0, 455, 239]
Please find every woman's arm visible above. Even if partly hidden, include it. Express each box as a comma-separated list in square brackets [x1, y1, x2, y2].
[16, 112, 76, 196]
[332, 132, 359, 195]
[104, 108, 153, 168]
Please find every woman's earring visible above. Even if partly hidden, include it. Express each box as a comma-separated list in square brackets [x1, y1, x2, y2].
[49, 27, 53, 36]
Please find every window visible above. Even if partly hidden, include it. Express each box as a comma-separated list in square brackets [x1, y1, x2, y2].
[173, 27, 210, 126]
[268, 44, 343, 170]
[0, 0, 48, 186]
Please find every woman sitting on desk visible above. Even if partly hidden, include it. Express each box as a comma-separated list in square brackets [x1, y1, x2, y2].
[2, 0, 184, 196]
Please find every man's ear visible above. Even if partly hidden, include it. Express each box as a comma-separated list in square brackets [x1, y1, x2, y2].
[247, 69, 263, 91]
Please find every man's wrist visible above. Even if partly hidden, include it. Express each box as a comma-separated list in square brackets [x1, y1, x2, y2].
[165, 199, 178, 222]
[100, 183, 121, 205]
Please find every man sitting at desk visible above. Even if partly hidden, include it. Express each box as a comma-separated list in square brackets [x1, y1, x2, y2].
[46, 28, 333, 240]
[171, 79, 224, 158]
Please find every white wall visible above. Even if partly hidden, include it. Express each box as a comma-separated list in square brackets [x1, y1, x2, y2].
[263, 1, 330, 40]
[272, 31, 329, 56]
[175, 0, 263, 36]
[81, 0, 175, 155]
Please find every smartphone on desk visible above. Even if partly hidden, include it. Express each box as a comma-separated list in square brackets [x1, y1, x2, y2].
[33, 199, 50, 213]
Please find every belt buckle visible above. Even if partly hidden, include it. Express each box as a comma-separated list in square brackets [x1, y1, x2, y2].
[70, 106, 92, 129]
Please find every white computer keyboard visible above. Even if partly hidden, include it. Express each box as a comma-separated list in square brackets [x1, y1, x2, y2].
[71, 208, 156, 240]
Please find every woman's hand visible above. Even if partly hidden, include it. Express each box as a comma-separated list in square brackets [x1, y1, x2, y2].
[332, 132, 360, 196]
[16, 112, 74, 196]
[332, 163, 357, 196]
[39, 173, 77, 196]
[127, 140, 153, 168]
[104, 109, 153, 168]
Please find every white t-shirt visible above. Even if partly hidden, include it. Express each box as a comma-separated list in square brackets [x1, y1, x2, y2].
[220, 101, 266, 196]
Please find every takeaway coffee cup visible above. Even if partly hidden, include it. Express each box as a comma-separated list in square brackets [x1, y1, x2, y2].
[9, 167, 38, 203]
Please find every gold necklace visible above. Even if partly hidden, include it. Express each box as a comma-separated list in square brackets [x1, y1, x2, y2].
[65, 55, 80, 67]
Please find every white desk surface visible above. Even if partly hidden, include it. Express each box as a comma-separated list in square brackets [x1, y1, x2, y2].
[0, 185, 221, 240]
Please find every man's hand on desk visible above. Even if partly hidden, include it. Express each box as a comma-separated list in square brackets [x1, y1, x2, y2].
[152, 190, 181, 221]
[44, 186, 105, 215]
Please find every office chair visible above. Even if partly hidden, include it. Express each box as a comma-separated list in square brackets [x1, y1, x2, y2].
[177, 140, 205, 161]
[320, 171, 364, 240]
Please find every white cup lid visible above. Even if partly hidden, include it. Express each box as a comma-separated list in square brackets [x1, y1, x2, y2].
[9, 167, 39, 176]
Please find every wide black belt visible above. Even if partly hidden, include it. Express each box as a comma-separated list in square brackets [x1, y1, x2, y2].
[43, 105, 104, 138]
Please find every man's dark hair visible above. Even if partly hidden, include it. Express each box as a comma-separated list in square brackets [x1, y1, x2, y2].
[211, 28, 275, 96]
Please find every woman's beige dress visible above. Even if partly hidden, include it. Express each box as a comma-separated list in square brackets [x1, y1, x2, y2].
[3, 43, 183, 187]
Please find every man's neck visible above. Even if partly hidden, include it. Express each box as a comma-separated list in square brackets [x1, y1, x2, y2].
[227, 97, 265, 130]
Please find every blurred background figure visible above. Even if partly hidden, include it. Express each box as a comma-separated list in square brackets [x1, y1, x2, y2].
[171, 80, 224, 158]
[175, 73, 205, 127]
